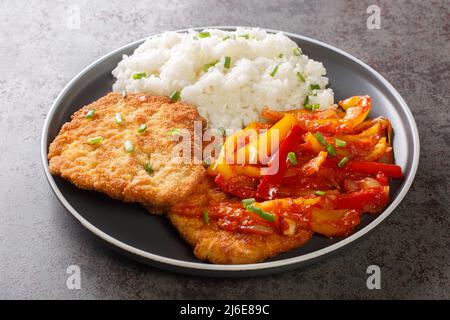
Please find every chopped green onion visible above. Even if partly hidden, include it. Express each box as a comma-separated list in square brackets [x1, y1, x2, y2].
[270, 65, 279, 77]
[246, 205, 276, 222]
[144, 163, 154, 174]
[278, 53, 284, 58]
[242, 198, 256, 208]
[132, 72, 147, 80]
[218, 127, 226, 136]
[222, 36, 231, 41]
[224, 56, 231, 69]
[202, 60, 219, 72]
[325, 144, 336, 156]
[287, 152, 298, 165]
[203, 210, 209, 224]
[137, 124, 147, 133]
[198, 31, 211, 38]
[309, 84, 321, 91]
[124, 140, 134, 153]
[293, 48, 302, 56]
[304, 104, 312, 110]
[203, 157, 211, 167]
[168, 128, 181, 136]
[85, 109, 96, 119]
[314, 132, 327, 146]
[335, 138, 347, 147]
[338, 157, 349, 167]
[297, 72, 305, 82]
[304, 95, 309, 105]
[169, 90, 181, 102]
[239, 34, 250, 39]
[86, 136, 103, 145]
[314, 190, 326, 196]
[312, 104, 320, 111]
[114, 113, 123, 124]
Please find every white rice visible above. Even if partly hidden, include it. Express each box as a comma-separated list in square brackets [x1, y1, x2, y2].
[112, 28, 334, 129]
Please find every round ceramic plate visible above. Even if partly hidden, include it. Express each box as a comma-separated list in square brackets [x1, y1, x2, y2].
[41, 27, 419, 277]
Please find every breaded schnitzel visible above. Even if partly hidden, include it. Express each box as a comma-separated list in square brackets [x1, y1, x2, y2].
[169, 213, 313, 264]
[48, 92, 206, 208]
[168, 181, 313, 264]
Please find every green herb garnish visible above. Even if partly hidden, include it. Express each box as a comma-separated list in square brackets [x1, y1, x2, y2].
[144, 163, 154, 174]
[246, 205, 276, 222]
[314, 191, 326, 196]
[338, 157, 349, 167]
[335, 138, 347, 147]
[297, 72, 305, 82]
[293, 48, 302, 56]
[242, 198, 256, 208]
[86, 136, 103, 145]
[124, 140, 134, 153]
[270, 65, 279, 77]
[198, 31, 211, 38]
[202, 60, 219, 72]
[169, 90, 181, 102]
[115, 113, 123, 124]
[314, 132, 327, 146]
[168, 128, 181, 136]
[133, 72, 147, 80]
[287, 152, 298, 165]
[85, 109, 96, 119]
[224, 56, 231, 69]
[309, 84, 321, 91]
[203, 210, 209, 224]
[325, 144, 336, 156]
[137, 124, 147, 133]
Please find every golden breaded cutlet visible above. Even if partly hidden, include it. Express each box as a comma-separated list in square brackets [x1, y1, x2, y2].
[169, 213, 313, 264]
[48, 92, 206, 208]
[167, 181, 313, 264]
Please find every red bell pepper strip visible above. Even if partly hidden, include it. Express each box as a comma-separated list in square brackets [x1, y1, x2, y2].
[346, 161, 403, 178]
[321, 159, 403, 178]
[256, 124, 303, 199]
[335, 186, 389, 213]
[215, 174, 257, 199]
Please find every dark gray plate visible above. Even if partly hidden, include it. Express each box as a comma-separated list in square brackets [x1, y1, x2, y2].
[41, 27, 420, 277]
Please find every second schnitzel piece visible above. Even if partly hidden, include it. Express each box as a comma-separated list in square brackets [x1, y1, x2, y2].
[168, 181, 313, 264]
[48, 92, 205, 208]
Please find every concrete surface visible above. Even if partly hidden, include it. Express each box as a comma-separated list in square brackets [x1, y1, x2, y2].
[0, 0, 449, 299]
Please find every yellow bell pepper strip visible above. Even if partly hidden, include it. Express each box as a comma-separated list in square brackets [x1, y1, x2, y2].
[310, 208, 361, 237]
[256, 124, 303, 199]
[304, 132, 324, 153]
[337, 95, 371, 130]
[236, 113, 297, 165]
[207, 123, 263, 178]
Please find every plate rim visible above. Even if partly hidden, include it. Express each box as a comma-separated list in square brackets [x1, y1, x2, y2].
[41, 26, 420, 273]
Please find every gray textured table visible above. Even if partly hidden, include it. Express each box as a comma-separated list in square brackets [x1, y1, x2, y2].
[1, 0, 449, 299]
